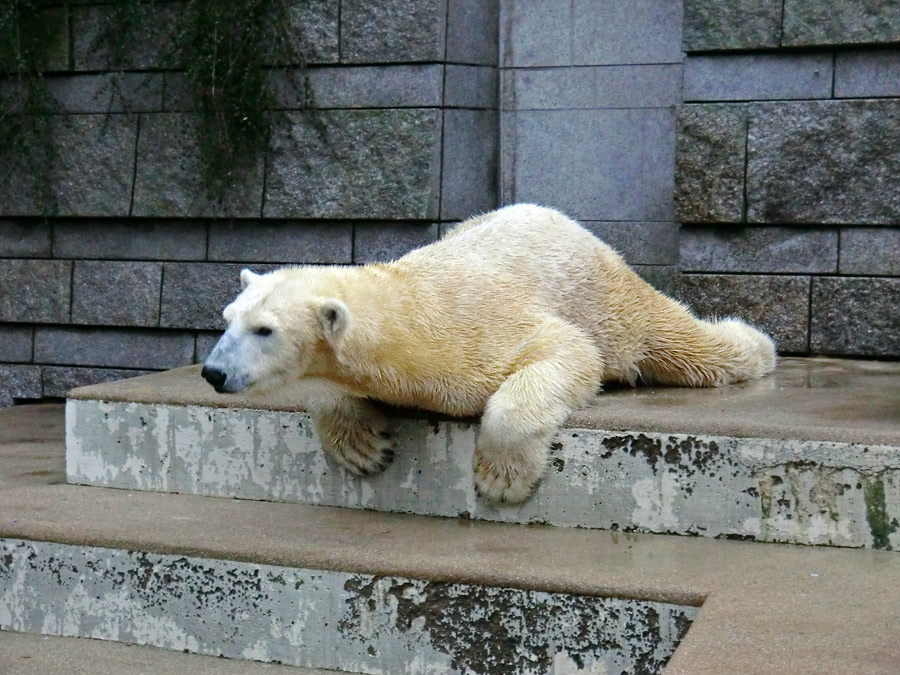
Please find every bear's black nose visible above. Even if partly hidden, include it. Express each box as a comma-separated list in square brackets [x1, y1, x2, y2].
[201, 366, 227, 390]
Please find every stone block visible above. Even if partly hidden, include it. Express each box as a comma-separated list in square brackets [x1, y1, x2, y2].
[501, 0, 572, 67]
[132, 113, 265, 218]
[582, 222, 679, 266]
[747, 100, 900, 225]
[34, 327, 195, 370]
[45, 73, 163, 113]
[208, 223, 352, 264]
[340, 0, 447, 63]
[680, 226, 838, 274]
[195, 332, 223, 362]
[0, 325, 33, 363]
[72, 3, 179, 71]
[161, 73, 195, 112]
[71, 262, 162, 327]
[298, 65, 444, 109]
[513, 108, 675, 221]
[840, 228, 900, 276]
[447, 0, 499, 65]
[444, 66, 498, 109]
[441, 110, 498, 220]
[0, 222, 51, 257]
[160, 263, 278, 331]
[682, 0, 782, 51]
[353, 223, 440, 264]
[677, 274, 810, 353]
[835, 50, 900, 98]
[573, 0, 682, 65]
[510, 65, 681, 110]
[42, 367, 154, 399]
[265, 110, 442, 220]
[783, 0, 900, 47]
[54, 222, 207, 261]
[282, 0, 340, 64]
[0, 115, 137, 217]
[633, 265, 677, 296]
[811, 277, 900, 357]
[675, 104, 747, 223]
[0, 365, 41, 406]
[0, 260, 71, 323]
[684, 54, 833, 102]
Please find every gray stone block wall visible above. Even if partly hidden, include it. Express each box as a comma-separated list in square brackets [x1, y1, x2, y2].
[676, 0, 900, 358]
[0, 0, 499, 406]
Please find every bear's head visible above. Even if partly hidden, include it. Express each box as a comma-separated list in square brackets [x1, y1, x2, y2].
[201, 268, 350, 394]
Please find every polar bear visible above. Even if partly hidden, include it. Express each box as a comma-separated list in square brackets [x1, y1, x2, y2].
[202, 204, 775, 503]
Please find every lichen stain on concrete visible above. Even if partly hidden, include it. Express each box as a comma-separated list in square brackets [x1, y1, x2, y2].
[340, 575, 692, 674]
[863, 477, 895, 550]
[601, 434, 664, 470]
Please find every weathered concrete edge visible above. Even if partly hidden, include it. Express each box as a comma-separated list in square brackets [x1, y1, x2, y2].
[0, 538, 695, 674]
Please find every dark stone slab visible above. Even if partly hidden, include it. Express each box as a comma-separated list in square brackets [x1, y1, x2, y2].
[0, 260, 71, 324]
[0, 222, 51, 257]
[45, 73, 164, 113]
[0, 325, 33, 363]
[282, 0, 340, 64]
[783, 0, 900, 47]
[680, 226, 838, 274]
[747, 100, 900, 225]
[264, 110, 442, 220]
[835, 50, 900, 98]
[353, 223, 439, 263]
[582, 222, 679, 266]
[684, 54, 833, 102]
[811, 277, 900, 357]
[160, 263, 278, 331]
[0, 115, 137, 217]
[34, 327, 195, 370]
[132, 113, 265, 218]
[677, 274, 810, 353]
[208, 223, 352, 264]
[839, 228, 900, 276]
[341, 0, 447, 63]
[54, 222, 207, 261]
[633, 265, 677, 296]
[573, 0, 683, 65]
[440, 110, 498, 220]
[72, 3, 179, 70]
[42, 367, 155, 399]
[71, 262, 162, 327]
[683, 0, 782, 51]
[675, 105, 747, 224]
[0, 365, 41, 406]
[195, 332, 223, 363]
[447, 0, 499, 65]
[444, 66, 498, 109]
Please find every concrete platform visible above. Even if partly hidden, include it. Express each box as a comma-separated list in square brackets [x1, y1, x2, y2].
[0, 631, 333, 675]
[66, 358, 900, 549]
[2, 404, 900, 674]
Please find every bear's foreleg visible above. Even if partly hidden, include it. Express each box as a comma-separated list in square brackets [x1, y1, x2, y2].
[474, 318, 603, 503]
[310, 395, 396, 477]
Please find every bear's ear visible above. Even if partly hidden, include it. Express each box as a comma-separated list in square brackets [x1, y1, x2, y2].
[240, 269, 261, 290]
[318, 299, 351, 345]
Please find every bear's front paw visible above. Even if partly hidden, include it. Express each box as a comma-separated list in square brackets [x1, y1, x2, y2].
[320, 418, 397, 477]
[473, 444, 544, 504]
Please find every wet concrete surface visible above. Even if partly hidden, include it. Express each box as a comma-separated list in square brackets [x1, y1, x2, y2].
[69, 357, 900, 445]
[1, 403, 900, 673]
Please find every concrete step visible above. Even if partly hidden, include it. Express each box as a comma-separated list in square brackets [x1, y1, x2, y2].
[0, 630, 334, 675]
[67, 357, 900, 550]
[2, 405, 900, 674]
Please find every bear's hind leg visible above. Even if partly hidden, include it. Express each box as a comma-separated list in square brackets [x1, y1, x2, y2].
[474, 318, 603, 503]
[311, 396, 397, 477]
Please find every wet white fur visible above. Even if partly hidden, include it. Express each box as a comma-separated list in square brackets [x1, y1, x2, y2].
[204, 205, 776, 502]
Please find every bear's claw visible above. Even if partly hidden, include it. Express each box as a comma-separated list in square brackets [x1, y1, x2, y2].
[323, 422, 397, 477]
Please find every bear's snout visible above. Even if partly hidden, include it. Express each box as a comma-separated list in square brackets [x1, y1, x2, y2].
[201, 366, 228, 392]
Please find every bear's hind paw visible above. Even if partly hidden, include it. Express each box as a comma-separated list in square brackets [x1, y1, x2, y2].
[327, 424, 397, 477]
